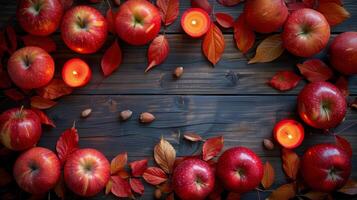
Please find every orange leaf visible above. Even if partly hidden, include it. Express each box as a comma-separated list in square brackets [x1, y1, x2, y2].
[111, 152, 128, 175]
[0, 168, 12, 187]
[335, 135, 352, 158]
[56, 127, 79, 165]
[183, 133, 203, 142]
[338, 180, 357, 195]
[268, 71, 302, 91]
[101, 39, 122, 77]
[234, 14, 255, 54]
[317, 2, 350, 26]
[249, 34, 284, 64]
[4, 88, 24, 101]
[156, 0, 179, 26]
[31, 108, 55, 127]
[261, 161, 275, 189]
[157, 180, 173, 193]
[154, 137, 176, 174]
[303, 191, 329, 200]
[227, 192, 240, 200]
[129, 178, 144, 195]
[215, 12, 234, 28]
[282, 148, 300, 180]
[267, 183, 296, 200]
[191, 0, 212, 14]
[202, 23, 225, 65]
[118, 170, 131, 179]
[111, 176, 132, 198]
[143, 167, 168, 185]
[105, 179, 113, 195]
[129, 159, 148, 177]
[36, 78, 73, 100]
[22, 35, 56, 53]
[297, 59, 333, 82]
[217, 0, 241, 6]
[202, 136, 224, 161]
[30, 96, 57, 109]
[146, 35, 169, 72]
[335, 76, 349, 97]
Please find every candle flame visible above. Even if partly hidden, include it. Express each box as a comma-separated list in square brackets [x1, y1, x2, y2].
[287, 134, 293, 139]
[191, 20, 197, 25]
[72, 70, 78, 75]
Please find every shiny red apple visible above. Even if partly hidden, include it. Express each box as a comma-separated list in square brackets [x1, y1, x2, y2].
[0, 108, 42, 151]
[298, 82, 346, 129]
[13, 147, 60, 194]
[283, 8, 330, 57]
[64, 148, 110, 197]
[61, 5, 108, 54]
[8, 46, 55, 89]
[301, 144, 351, 192]
[329, 32, 357, 75]
[115, 0, 161, 45]
[17, 0, 63, 36]
[216, 147, 263, 193]
[244, 0, 288, 33]
[172, 158, 215, 200]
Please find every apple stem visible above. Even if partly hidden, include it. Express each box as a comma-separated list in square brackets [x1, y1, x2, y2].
[72, 120, 76, 128]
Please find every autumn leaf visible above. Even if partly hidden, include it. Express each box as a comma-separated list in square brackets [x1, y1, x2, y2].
[183, 133, 203, 142]
[154, 137, 176, 174]
[303, 191, 329, 200]
[191, 0, 212, 14]
[227, 192, 241, 200]
[267, 183, 296, 200]
[54, 175, 65, 199]
[249, 34, 284, 64]
[287, 2, 309, 11]
[118, 170, 130, 179]
[157, 181, 173, 193]
[31, 109, 56, 127]
[22, 35, 56, 53]
[111, 176, 132, 198]
[335, 135, 352, 158]
[106, 9, 117, 33]
[297, 59, 333, 82]
[56, 127, 79, 165]
[202, 23, 225, 65]
[338, 180, 357, 195]
[4, 89, 24, 101]
[129, 159, 148, 177]
[30, 96, 57, 109]
[59, 0, 73, 10]
[215, 12, 234, 28]
[146, 35, 169, 72]
[335, 76, 349, 97]
[234, 14, 255, 54]
[261, 161, 275, 189]
[101, 39, 122, 77]
[111, 152, 128, 175]
[105, 179, 113, 195]
[0, 168, 12, 187]
[268, 71, 301, 91]
[217, 0, 241, 6]
[143, 167, 168, 185]
[156, 0, 179, 26]
[129, 178, 144, 195]
[36, 78, 73, 100]
[282, 148, 300, 180]
[317, 2, 350, 26]
[202, 136, 224, 161]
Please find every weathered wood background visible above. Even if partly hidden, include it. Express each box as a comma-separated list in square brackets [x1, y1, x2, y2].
[0, 0, 357, 199]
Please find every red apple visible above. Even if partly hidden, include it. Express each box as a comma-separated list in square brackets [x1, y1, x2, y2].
[172, 158, 215, 200]
[13, 147, 60, 194]
[244, 0, 288, 33]
[115, 0, 161, 45]
[64, 148, 110, 197]
[17, 0, 63, 36]
[8, 46, 55, 89]
[301, 144, 351, 192]
[216, 147, 263, 193]
[298, 82, 346, 129]
[283, 8, 330, 57]
[61, 5, 108, 54]
[0, 108, 42, 151]
[59, 0, 73, 10]
[329, 32, 357, 75]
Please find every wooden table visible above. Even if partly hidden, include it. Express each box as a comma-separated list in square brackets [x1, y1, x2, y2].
[1, 0, 357, 199]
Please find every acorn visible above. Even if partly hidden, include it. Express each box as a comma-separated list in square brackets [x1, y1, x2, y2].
[140, 112, 155, 123]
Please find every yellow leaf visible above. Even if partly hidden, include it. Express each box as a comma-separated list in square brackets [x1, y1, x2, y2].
[249, 34, 284, 64]
[267, 183, 296, 200]
[154, 138, 176, 174]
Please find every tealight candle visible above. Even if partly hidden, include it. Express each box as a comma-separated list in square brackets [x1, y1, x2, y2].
[181, 8, 210, 38]
[273, 119, 304, 149]
[62, 58, 92, 87]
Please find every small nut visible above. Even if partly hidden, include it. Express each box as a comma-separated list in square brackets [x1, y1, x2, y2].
[81, 108, 92, 118]
[173, 66, 184, 78]
[154, 189, 162, 199]
[120, 110, 133, 121]
[140, 112, 155, 123]
[263, 139, 274, 150]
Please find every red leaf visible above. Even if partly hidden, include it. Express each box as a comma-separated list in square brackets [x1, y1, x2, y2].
[56, 127, 79, 165]
[31, 109, 56, 127]
[268, 71, 301, 91]
[335, 135, 352, 158]
[215, 13, 234, 28]
[183, 133, 203, 142]
[217, 0, 241, 6]
[282, 148, 300, 180]
[5, 26, 17, 54]
[118, 170, 131, 179]
[36, 78, 73, 100]
[233, 14, 255, 53]
[0, 70, 12, 89]
[22, 35, 56, 53]
[30, 96, 57, 109]
[191, 0, 212, 14]
[106, 9, 117, 34]
[143, 167, 168, 185]
[111, 152, 128, 175]
[297, 59, 333, 82]
[227, 192, 240, 200]
[129, 159, 148, 177]
[129, 178, 144, 195]
[202, 23, 225, 65]
[317, 2, 350, 26]
[335, 76, 349, 97]
[4, 89, 24, 101]
[156, 0, 179, 26]
[146, 35, 169, 72]
[111, 176, 132, 198]
[202, 136, 224, 161]
[102, 39, 122, 77]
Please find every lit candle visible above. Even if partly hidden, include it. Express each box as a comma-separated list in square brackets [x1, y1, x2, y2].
[273, 119, 305, 149]
[62, 58, 92, 87]
[181, 8, 211, 38]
